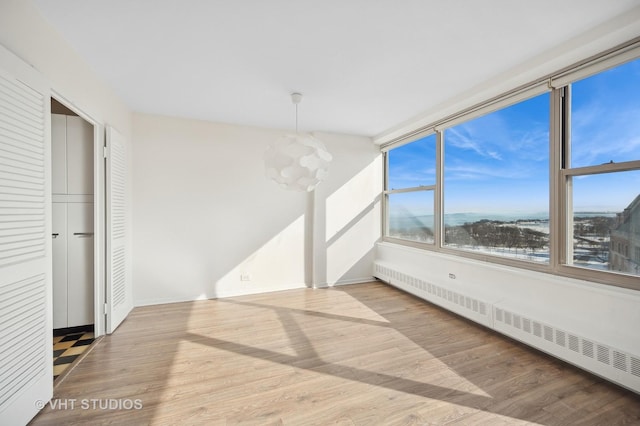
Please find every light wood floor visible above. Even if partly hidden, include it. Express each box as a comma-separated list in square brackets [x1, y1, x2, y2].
[31, 282, 640, 425]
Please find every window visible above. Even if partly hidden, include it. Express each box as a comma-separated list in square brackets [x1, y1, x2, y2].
[385, 134, 436, 244]
[564, 58, 640, 278]
[382, 43, 640, 289]
[443, 93, 550, 262]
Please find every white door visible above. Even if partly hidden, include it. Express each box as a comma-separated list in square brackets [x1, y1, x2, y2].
[0, 46, 52, 425]
[105, 125, 132, 333]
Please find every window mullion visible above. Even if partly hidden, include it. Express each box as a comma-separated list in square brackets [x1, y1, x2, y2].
[563, 85, 573, 267]
[435, 130, 443, 248]
[550, 86, 564, 270]
[383, 151, 389, 238]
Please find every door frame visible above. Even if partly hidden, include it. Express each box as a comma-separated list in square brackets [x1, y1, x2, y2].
[50, 92, 106, 338]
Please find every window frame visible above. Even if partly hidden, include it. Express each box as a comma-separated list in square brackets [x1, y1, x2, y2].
[383, 130, 440, 248]
[440, 92, 552, 265]
[381, 39, 640, 291]
[555, 78, 640, 289]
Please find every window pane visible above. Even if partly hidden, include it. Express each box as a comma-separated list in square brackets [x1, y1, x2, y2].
[388, 134, 436, 190]
[388, 191, 434, 244]
[444, 92, 550, 263]
[570, 170, 640, 277]
[570, 58, 640, 168]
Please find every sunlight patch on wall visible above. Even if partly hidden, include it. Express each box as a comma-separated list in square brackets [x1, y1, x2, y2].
[325, 158, 382, 285]
[326, 160, 381, 241]
[215, 214, 306, 297]
[327, 207, 379, 285]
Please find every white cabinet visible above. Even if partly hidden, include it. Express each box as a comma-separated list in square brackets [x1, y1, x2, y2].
[52, 113, 94, 329]
[52, 202, 94, 328]
[51, 114, 67, 194]
[67, 116, 94, 195]
[67, 203, 94, 326]
[52, 114, 94, 196]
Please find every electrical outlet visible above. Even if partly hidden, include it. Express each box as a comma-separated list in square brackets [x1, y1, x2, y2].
[240, 273, 251, 281]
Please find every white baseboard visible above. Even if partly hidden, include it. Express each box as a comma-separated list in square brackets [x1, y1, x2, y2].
[314, 276, 376, 288]
[134, 282, 310, 307]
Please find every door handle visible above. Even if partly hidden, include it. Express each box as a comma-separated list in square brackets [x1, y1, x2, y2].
[52, 233, 59, 238]
[73, 232, 94, 237]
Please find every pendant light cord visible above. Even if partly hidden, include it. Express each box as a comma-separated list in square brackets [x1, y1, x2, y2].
[291, 92, 302, 134]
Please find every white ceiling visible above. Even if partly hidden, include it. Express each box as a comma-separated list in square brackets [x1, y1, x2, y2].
[31, 0, 640, 137]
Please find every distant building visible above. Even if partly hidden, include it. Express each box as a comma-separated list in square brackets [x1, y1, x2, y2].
[609, 194, 640, 274]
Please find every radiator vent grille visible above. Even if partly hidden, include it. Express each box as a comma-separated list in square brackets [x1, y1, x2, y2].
[568, 334, 580, 353]
[583, 340, 594, 359]
[631, 357, 640, 378]
[494, 305, 637, 378]
[374, 264, 489, 320]
[533, 321, 542, 338]
[597, 345, 610, 365]
[513, 314, 521, 329]
[614, 351, 627, 372]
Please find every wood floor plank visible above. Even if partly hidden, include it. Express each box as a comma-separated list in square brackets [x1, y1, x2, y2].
[31, 282, 640, 425]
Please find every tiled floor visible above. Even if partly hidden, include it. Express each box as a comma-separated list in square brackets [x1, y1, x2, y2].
[53, 328, 95, 380]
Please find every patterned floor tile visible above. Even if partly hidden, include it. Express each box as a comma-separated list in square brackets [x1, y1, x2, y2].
[53, 326, 95, 380]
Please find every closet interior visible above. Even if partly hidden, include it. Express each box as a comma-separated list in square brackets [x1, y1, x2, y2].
[51, 99, 94, 333]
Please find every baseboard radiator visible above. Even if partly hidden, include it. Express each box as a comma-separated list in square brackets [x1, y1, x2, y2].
[374, 262, 640, 394]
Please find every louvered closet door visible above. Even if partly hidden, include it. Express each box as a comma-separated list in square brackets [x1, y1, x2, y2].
[0, 46, 52, 425]
[106, 125, 132, 333]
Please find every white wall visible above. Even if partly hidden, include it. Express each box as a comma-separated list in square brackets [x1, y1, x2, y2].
[132, 113, 381, 306]
[311, 132, 382, 287]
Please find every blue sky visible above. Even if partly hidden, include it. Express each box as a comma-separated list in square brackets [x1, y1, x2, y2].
[388, 57, 640, 216]
[570, 58, 640, 212]
[444, 92, 549, 214]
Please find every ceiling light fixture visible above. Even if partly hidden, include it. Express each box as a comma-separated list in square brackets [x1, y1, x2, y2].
[264, 93, 332, 192]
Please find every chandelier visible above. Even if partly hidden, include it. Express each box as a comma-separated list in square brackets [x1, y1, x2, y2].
[264, 93, 332, 192]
